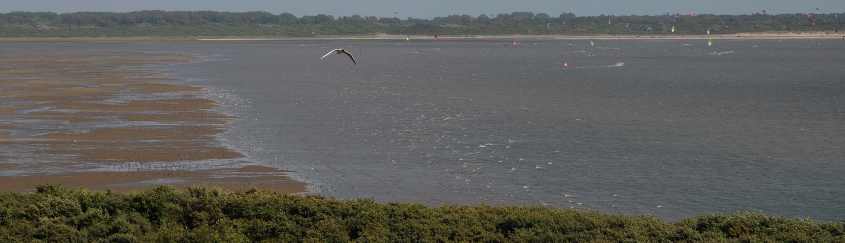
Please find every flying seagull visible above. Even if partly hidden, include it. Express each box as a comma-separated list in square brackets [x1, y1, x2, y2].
[320, 49, 357, 65]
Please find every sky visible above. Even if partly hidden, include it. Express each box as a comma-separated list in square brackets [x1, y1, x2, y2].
[2, 0, 844, 18]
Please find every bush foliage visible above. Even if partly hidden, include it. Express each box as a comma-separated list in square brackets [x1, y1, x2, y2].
[0, 185, 842, 242]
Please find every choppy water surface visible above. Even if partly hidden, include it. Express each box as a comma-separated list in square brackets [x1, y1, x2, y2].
[12, 39, 845, 220]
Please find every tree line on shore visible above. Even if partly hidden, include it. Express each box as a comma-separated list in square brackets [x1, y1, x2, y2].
[0, 10, 843, 37]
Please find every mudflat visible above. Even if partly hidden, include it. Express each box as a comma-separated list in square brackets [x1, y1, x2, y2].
[0, 49, 304, 193]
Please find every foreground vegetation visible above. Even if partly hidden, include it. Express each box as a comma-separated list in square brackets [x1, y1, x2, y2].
[0, 186, 841, 242]
[0, 11, 843, 37]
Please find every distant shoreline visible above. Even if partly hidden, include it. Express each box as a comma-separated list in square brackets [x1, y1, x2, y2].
[1, 32, 844, 42]
[199, 32, 845, 41]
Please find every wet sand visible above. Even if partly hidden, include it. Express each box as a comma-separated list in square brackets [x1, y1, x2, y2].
[0, 165, 304, 193]
[0, 49, 304, 193]
[0, 123, 11, 143]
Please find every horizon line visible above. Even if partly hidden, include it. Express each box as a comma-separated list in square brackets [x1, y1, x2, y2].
[2, 10, 842, 19]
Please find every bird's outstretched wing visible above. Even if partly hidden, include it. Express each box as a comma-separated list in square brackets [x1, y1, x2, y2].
[339, 50, 357, 65]
[320, 49, 339, 60]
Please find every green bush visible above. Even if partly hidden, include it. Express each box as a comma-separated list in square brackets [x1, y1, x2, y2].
[0, 185, 840, 242]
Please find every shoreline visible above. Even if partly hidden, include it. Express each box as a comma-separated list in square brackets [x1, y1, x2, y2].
[0, 32, 843, 43]
[200, 32, 845, 41]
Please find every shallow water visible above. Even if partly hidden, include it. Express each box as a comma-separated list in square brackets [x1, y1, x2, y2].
[5, 39, 845, 220]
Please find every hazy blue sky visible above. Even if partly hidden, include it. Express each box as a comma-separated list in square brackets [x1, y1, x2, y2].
[3, 0, 844, 18]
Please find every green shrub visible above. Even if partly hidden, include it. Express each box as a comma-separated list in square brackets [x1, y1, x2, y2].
[0, 185, 840, 242]
[33, 218, 81, 242]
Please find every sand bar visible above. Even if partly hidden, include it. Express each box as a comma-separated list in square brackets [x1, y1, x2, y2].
[0, 165, 305, 193]
[0, 49, 303, 193]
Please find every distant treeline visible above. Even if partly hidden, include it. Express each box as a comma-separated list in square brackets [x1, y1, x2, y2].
[0, 11, 843, 37]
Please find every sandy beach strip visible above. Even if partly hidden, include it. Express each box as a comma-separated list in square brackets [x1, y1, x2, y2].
[0, 107, 14, 115]
[0, 165, 305, 193]
[197, 32, 845, 41]
[0, 32, 841, 43]
[0, 50, 304, 193]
